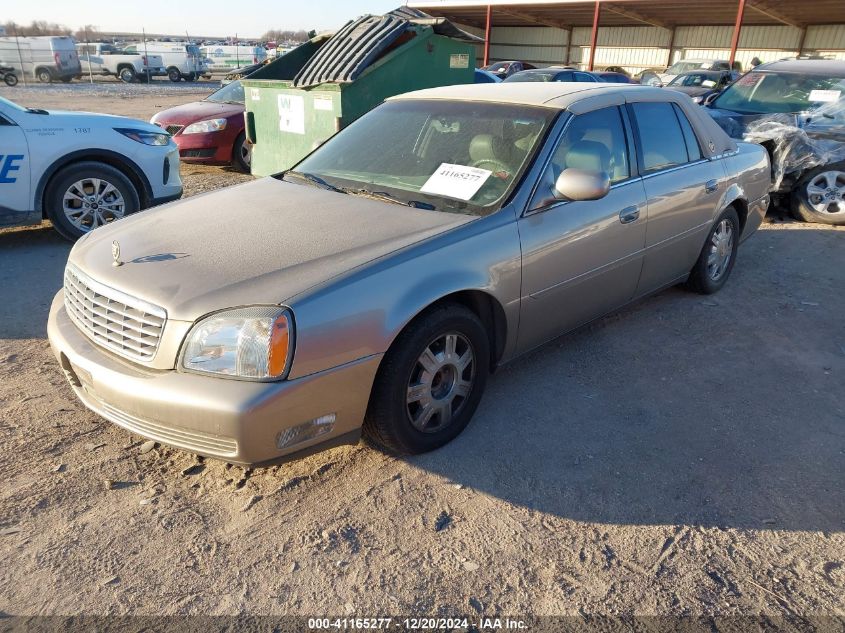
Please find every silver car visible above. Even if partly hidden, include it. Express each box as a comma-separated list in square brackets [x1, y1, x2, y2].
[47, 83, 771, 466]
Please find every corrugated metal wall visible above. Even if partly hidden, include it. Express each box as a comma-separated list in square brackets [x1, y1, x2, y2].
[464, 22, 845, 71]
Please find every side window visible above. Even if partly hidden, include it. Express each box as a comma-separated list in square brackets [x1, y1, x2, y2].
[547, 106, 630, 184]
[574, 72, 597, 82]
[630, 102, 689, 173]
[673, 104, 702, 162]
[556, 72, 573, 82]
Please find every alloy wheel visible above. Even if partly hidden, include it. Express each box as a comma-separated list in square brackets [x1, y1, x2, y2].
[62, 177, 126, 233]
[707, 219, 734, 281]
[406, 332, 475, 433]
[806, 170, 845, 217]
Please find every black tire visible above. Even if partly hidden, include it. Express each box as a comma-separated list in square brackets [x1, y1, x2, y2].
[3, 73, 17, 87]
[137, 73, 150, 83]
[36, 68, 52, 83]
[363, 303, 490, 455]
[118, 66, 136, 83]
[685, 207, 740, 295]
[185, 72, 197, 81]
[60, 76, 72, 83]
[790, 163, 845, 226]
[232, 132, 251, 172]
[44, 161, 140, 241]
[167, 67, 182, 82]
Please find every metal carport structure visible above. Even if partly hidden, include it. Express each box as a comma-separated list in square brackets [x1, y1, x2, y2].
[408, 0, 845, 71]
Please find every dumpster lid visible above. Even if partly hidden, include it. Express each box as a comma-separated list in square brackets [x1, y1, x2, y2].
[292, 8, 480, 89]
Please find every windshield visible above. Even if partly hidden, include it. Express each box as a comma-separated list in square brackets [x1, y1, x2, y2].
[505, 71, 558, 83]
[667, 61, 711, 75]
[484, 62, 511, 72]
[713, 71, 845, 114]
[186, 45, 201, 56]
[205, 80, 244, 104]
[670, 73, 720, 87]
[289, 100, 557, 216]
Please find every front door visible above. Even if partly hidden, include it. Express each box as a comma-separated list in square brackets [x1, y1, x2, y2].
[0, 109, 32, 227]
[517, 105, 647, 353]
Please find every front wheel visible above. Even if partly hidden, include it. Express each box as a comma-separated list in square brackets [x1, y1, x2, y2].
[363, 304, 490, 455]
[118, 67, 136, 83]
[45, 161, 140, 241]
[232, 132, 251, 172]
[791, 165, 845, 225]
[685, 207, 740, 295]
[167, 67, 182, 82]
[3, 73, 17, 87]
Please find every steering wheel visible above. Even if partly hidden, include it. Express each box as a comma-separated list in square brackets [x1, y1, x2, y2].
[471, 158, 512, 175]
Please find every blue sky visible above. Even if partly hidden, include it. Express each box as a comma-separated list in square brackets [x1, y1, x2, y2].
[5, 0, 407, 37]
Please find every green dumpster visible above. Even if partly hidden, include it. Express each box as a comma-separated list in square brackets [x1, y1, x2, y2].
[242, 9, 479, 177]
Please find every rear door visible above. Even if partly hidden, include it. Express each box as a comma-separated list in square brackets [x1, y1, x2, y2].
[628, 101, 725, 296]
[517, 105, 648, 352]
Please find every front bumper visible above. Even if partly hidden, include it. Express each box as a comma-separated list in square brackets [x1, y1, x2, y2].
[47, 291, 381, 465]
[173, 129, 240, 165]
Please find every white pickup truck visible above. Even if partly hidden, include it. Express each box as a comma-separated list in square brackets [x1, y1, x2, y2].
[76, 43, 166, 83]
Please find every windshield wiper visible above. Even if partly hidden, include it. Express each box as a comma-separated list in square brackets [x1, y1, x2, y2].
[351, 188, 436, 210]
[283, 170, 347, 194]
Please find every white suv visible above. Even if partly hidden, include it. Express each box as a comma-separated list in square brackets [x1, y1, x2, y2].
[0, 96, 182, 240]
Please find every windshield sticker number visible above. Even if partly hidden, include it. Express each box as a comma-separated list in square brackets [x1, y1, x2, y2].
[808, 89, 841, 103]
[278, 94, 305, 134]
[421, 163, 492, 201]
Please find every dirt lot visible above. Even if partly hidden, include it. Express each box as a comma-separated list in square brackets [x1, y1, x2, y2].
[0, 85, 843, 620]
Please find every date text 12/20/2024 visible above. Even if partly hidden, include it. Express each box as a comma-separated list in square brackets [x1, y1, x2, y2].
[308, 618, 529, 630]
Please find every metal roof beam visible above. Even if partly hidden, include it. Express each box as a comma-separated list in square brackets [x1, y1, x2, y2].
[496, 7, 573, 30]
[602, 3, 672, 29]
[745, 1, 804, 28]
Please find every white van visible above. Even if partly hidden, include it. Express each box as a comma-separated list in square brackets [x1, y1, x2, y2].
[124, 41, 207, 81]
[203, 45, 267, 73]
[0, 36, 81, 83]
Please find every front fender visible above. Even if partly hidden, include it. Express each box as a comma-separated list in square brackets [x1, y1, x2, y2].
[286, 209, 523, 380]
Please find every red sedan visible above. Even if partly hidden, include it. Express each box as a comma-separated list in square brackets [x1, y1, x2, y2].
[151, 80, 250, 172]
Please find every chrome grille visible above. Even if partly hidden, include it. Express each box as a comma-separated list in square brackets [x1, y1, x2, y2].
[165, 124, 183, 135]
[64, 265, 166, 362]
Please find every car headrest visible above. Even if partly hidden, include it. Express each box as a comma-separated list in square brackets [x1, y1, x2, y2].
[469, 134, 511, 164]
[565, 140, 611, 174]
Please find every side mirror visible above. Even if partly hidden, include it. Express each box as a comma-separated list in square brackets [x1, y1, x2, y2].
[703, 93, 719, 107]
[553, 168, 611, 202]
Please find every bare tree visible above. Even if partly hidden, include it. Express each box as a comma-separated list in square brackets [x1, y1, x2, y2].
[4, 20, 72, 36]
[74, 25, 99, 41]
[259, 29, 309, 43]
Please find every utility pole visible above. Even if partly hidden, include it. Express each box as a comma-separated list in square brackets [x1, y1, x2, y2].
[142, 27, 150, 83]
[85, 29, 94, 84]
[12, 23, 27, 86]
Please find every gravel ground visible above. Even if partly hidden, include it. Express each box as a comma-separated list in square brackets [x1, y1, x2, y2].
[0, 86, 843, 620]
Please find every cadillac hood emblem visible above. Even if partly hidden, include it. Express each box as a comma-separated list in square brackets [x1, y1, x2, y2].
[112, 240, 123, 267]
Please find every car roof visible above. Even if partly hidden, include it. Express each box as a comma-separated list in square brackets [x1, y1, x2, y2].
[392, 82, 662, 109]
[754, 59, 845, 74]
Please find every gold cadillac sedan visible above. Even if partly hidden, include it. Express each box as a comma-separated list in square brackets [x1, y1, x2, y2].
[48, 83, 771, 466]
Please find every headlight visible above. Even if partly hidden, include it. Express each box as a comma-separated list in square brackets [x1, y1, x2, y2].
[181, 307, 293, 380]
[182, 118, 228, 134]
[115, 127, 170, 146]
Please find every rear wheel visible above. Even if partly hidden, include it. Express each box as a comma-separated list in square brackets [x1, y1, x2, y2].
[36, 68, 52, 83]
[45, 161, 140, 241]
[4, 73, 18, 87]
[118, 67, 136, 83]
[232, 132, 251, 172]
[363, 304, 490, 455]
[167, 67, 182, 82]
[791, 165, 845, 225]
[685, 207, 740, 295]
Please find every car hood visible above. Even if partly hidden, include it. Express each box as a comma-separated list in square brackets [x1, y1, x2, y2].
[68, 178, 474, 321]
[42, 109, 163, 134]
[151, 100, 244, 126]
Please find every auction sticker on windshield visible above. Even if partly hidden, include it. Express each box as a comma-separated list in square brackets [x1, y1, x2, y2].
[808, 89, 841, 103]
[420, 163, 492, 201]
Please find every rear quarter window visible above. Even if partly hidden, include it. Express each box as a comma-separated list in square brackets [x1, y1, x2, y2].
[630, 102, 689, 173]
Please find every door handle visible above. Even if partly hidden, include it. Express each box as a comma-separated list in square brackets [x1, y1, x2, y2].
[619, 205, 640, 224]
[704, 179, 719, 194]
